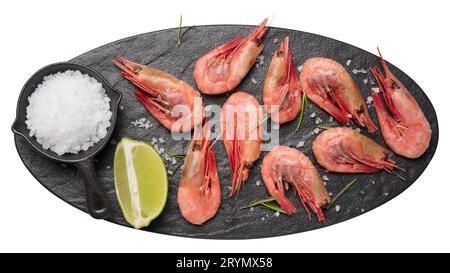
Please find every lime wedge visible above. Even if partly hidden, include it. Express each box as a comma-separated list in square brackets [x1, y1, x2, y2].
[114, 137, 168, 229]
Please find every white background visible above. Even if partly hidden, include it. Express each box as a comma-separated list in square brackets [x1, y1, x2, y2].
[1, 0, 449, 252]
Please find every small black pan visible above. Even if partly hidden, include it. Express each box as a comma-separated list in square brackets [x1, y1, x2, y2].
[12, 62, 122, 219]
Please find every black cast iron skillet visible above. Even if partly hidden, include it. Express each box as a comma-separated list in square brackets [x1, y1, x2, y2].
[11, 62, 122, 219]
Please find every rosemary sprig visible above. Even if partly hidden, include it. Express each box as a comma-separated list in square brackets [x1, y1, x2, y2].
[177, 15, 183, 46]
[171, 162, 184, 176]
[177, 15, 195, 46]
[241, 197, 286, 214]
[328, 178, 358, 207]
[317, 124, 333, 130]
[295, 92, 308, 132]
[166, 150, 186, 159]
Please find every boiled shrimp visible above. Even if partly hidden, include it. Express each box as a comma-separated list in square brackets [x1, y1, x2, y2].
[370, 48, 431, 159]
[263, 36, 302, 124]
[312, 127, 401, 176]
[261, 146, 330, 221]
[221, 92, 263, 196]
[194, 18, 269, 94]
[177, 120, 221, 225]
[300, 57, 377, 132]
[113, 56, 203, 133]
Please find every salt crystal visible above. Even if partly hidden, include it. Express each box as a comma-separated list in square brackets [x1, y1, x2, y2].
[372, 87, 380, 93]
[228, 186, 232, 191]
[158, 138, 165, 143]
[335, 205, 341, 212]
[355, 128, 361, 133]
[256, 180, 261, 186]
[297, 65, 303, 72]
[322, 175, 329, 181]
[274, 211, 280, 217]
[152, 138, 157, 143]
[315, 117, 323, 125]
[361, 208, 365, 212]
[251, 78, 258, 84]
[154, 144, 159, 150]
[139, 118, 146, 122]
[296, 141, 305, 148]
[310, 112, 316, 118]
[366, 96, 373, 104]
[273, 38, 279, 43]
[119, 105, 124, 110]
[352, 69, 359, 75]
[329, 116, 334, 122]
[371, 180, 375, 185]
[329, 192, 333, 197]
[363, 78, 368, 84]
[347, 114, 352, 118]
[106, 165, 111, 170]
[346, 59, 352, 66]
[384, 192, 389, 196]
[172, 158, 177, 165]
[360, 190, 365, 195]
[261, 217, 265, 221]
[168, 170, 173, 175]
[250, 207, 255, 212]
[313, 128, 320, 134]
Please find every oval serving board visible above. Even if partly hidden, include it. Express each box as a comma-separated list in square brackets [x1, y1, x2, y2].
[14, 25, 439, 239]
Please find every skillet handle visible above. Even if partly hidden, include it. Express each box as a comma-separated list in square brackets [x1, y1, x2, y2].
[75, 158, 110, 219]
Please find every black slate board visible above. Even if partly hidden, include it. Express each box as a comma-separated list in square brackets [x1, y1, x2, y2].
[14, 25, 439, 239]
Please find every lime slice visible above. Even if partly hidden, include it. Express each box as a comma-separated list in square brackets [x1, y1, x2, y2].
[114, 137, 168, 229]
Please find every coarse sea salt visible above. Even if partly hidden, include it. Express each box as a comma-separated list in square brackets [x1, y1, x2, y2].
[25, 70, 111, 155]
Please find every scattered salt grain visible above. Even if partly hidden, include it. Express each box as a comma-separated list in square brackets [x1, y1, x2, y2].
[384, 192, 389, 196]
[329, 192, 333, 197]
[168, 170, 173, 175]
[371, 180, 375, 185]
[310, 112, 316, 118]
[347, 114, 352, 118]
[274, 211, 280, 217]
[315, 117, 323, 125]
[352, 68, 368, 74]
[250, 207, 255, 212]
[322, 175, 329, 181]
[360, 190, 365, 195]
[366, 96, 373, 104]
[158, 137, 165, 143]
[261, 217, 265, 221]
[154, 144, 159, 151]
[251, 78, 258, 84]
[329, 116, 334, 122]
[297, 65, 303, 72]
[361, 208, 365, 212]
[354, 128, 361, 133]
[313, 128, 320, 134]
[335, 205, 341, 212]
[256, 180, 261, 186]
[25, 70, 112, 155]
[346, 59, 352, 66]
[119, 105, 124, 111]
[363, 78, 368, 84]
[106, 165, 111, 170]
[296, 140, 305, 148]
[228, 186, 232, 191]
[372, 87, 380, 93]
[172, 158, 177, 165]
[273, 38, 279, 43]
